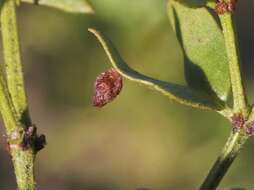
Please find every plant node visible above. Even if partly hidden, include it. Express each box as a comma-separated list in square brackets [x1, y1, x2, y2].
[7, 125, 46, 154]
[231, 113, 245, 132]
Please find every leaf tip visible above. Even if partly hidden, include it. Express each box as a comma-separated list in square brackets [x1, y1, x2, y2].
[88, 27, 96, 34]
[88, 28, 100, 38]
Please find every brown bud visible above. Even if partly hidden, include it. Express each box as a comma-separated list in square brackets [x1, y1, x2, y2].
[93, 68, 123, 107]
[228, 0, 237, 12]
[215, 0, 228, 14]
[245, 121, 254, 136]
[215, 0, 237, 14]
[34, 134, 46, 152]
[21, 125, 46, 153]
[231, 113, 245, 132]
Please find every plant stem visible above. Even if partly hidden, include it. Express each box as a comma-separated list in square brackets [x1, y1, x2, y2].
[0, 72, 20, 134]
[11, 149, 35, 190]
[199, 132, 248, 190]
[1, 0, 31, 126]
[219, 14, 248, 115]
[0, 1, 35, 189]
[0, 70, 36, 190]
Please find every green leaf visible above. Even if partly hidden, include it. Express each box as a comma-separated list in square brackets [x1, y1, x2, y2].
[88, 28, 225, 111]
[22, 0, 94, 14]
[168, 0, 230, 102]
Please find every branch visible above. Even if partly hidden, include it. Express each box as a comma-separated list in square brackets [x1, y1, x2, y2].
[0, 1, 36, 189]
[1, 0, 31, 126]
[199, 132, 248, 190]
[219, 14, 248, 115]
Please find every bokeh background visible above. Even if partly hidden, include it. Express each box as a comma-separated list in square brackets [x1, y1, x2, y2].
[0, 0, 254, 189]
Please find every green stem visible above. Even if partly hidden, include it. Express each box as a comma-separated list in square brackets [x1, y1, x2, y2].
[1, 0, 31, 126]
[11, 149, 35, 190]
[0, 71, 19, 134]
[219, 14, 248, 115]
[0, 59, 35, 190]
[199, 132, 248, 190]
[0, 1, 35, 190]
[0, 69, 36, 190]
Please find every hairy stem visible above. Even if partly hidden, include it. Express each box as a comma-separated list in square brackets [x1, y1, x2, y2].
[219, 14, 248, 115]
[11, 149, 35, 190]
[0, 68, 35, 190]
[1, 0, 31, 126]
[0, 71, 19, 134]
[199, 132, 248, 190]
[0, 0, 35, 189]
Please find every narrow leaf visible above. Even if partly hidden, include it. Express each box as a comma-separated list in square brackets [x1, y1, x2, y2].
[22, 0, 94, 14]
[168, 0, 230, 102]
[88, 28, 225, 111]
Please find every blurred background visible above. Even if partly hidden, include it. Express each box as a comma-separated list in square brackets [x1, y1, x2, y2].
[0, 0, 254, 189]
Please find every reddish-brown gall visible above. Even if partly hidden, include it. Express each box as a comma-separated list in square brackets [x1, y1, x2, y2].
[93, 68, 123, 107]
